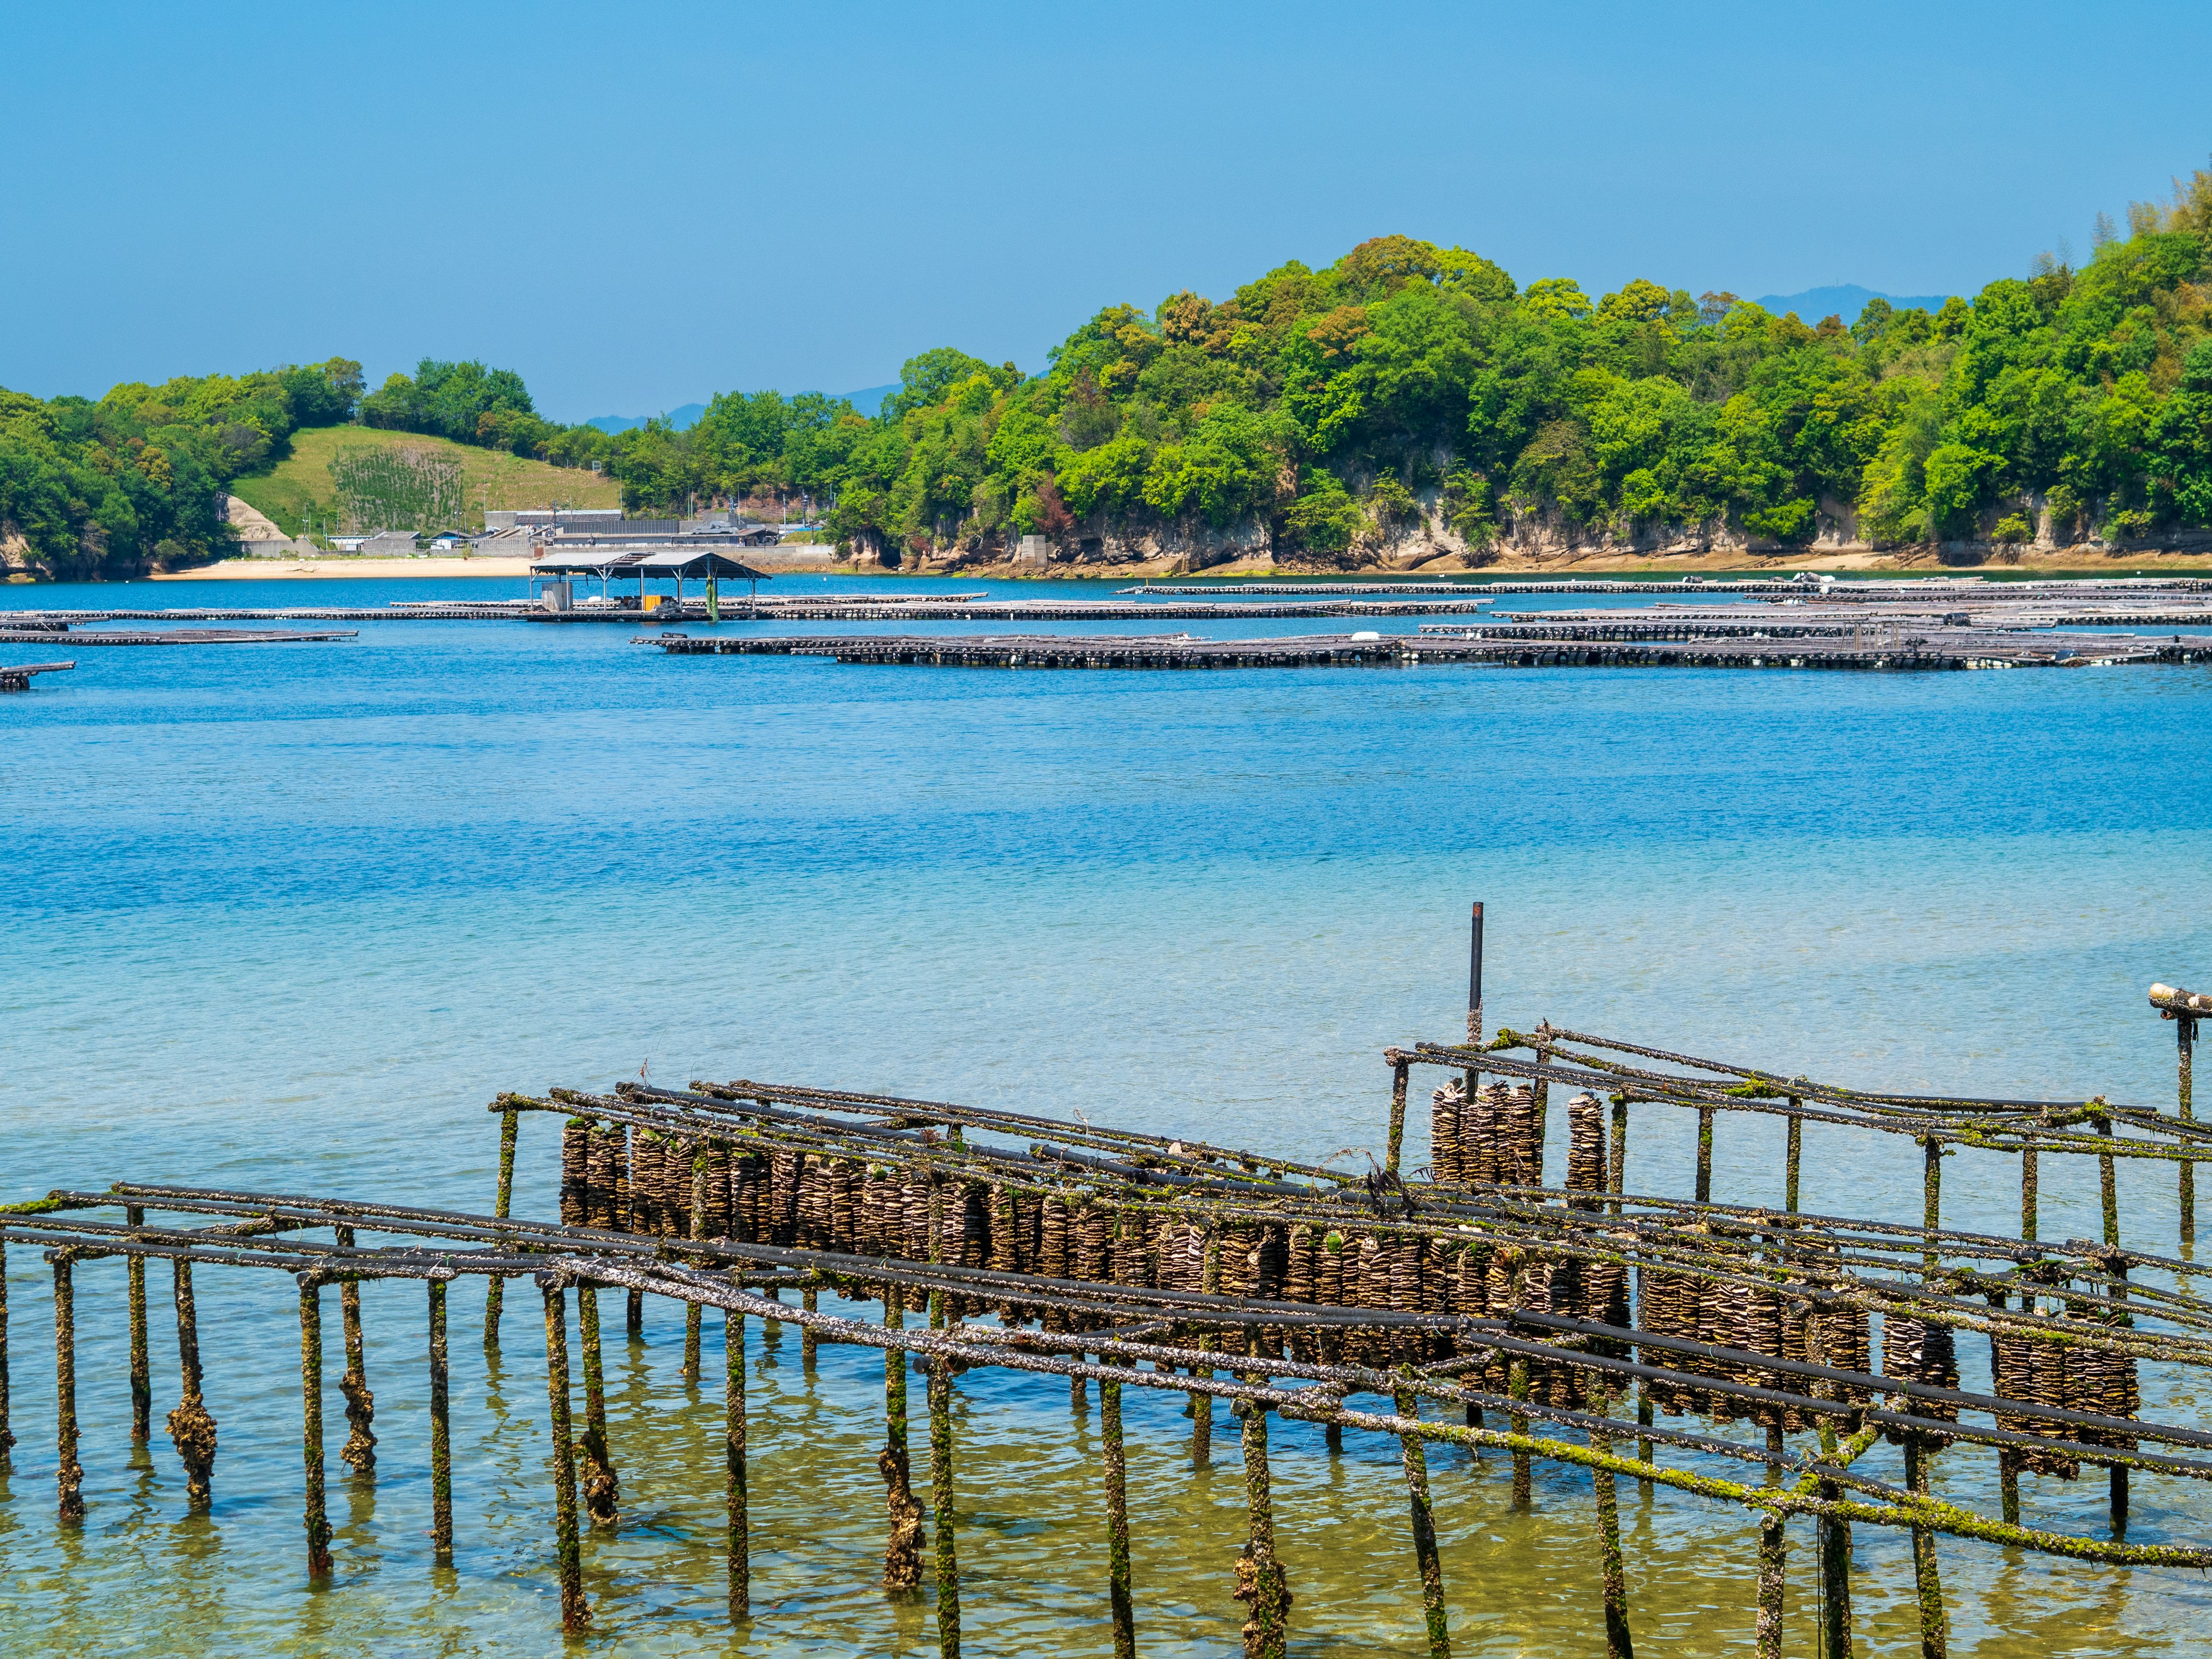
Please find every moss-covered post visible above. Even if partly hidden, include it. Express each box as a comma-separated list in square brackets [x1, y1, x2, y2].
[802, 1286, 819, 1374]
[577, 1285, 618, 1526]
[298, 1276, 332, 1578]
[626, 1289, 643, 1339]
[1508, 1358, 1532, 1508]
[1392, 1384, 1449, 1658]
[1191, 1231, 1221, 1465]
[53, 1254, 83, 1524]
[881, 1289, 923, 1590]
[0, 1237, 12, 1466]
[726, 1299, 749, 1622]
[485, 1105, 518, 1350]
[684, 1156, 707, 1385]
[1233, 1378, 1290, 1659]
[1101, 1374, 1136, 1659]
[927, 1359, 961, 1657]
[2021, 1148, 2039, 1243]
[1609, 1097, 1629, 1217]
[125, 1207, 150, 1442]
[1695, 1108, 1714, 1205]
[429, 1278, 453, 1562]
[1785, 1102, 1802, 1214]
[1589, 1381, 1633, 1658]
[1755, 1511, 1787, 1659]
[541, 1280, 589, 1631]
[333, 1228, 375, 1477]
[1387, 1058, 1410, 1179]
[2179, 1014, 2196, 1244]
[1805, 1317, 1850, 1659]
[1903, 1438, 1946, 1659]
[2095, 1108, 2120, 1248]
[168, 1259, 215, 1511]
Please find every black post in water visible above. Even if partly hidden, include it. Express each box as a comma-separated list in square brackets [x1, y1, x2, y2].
[1467, 902, 1485, 1047]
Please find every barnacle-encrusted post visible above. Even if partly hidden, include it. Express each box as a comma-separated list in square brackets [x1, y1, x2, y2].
[1387, 1058, 1411, 1178]
[1785, 1102, 1802, 1213]
[684, 1155, 707, 1384]
[54, 1253, 84, 1524]
[577, 1285, 619, 1526]
[627, 1289, 644, 1339]
[298, 1276, 332, 1577]
[1589, 1381, 1632, 1658]
[802, 1286, 819, 1374]
[1102, 1375, 1137, 1658]
[1192, 1230, 1221, 1465]
[1755, 1510, 1786, 1659]
[541, 1279, 590, 1631]
[1922, 1138, 1942, 1272]
[1508, 1358, 1532, 1508]
[1393, 1384, 1449, 1658]
[125, 1206, 150, 1442]
[0, 1238, 12, 1465]
[484, 1105, 518, 1349]
[726, 1298, 749, 1620]
[1609, 1096, 1628, 1216]
[1903, 1438, 1945, 1659]
[2180, 1013, 2197, 1243]
[1233, 1379, 1290, 1659]
[1695, 1108, 1714, 1204]
[429, 1278, 453, 1561]
[1805, 1319, 1850, 1659]
[168, 1259, 216, 1510]
[928, 1359, 961, 1657]
[2021, 1148, 2039, 1242]
[2095, 1108, 2120, 1248]
[334, 1228, 376, 1476]
[881, 1289, 923, 1590]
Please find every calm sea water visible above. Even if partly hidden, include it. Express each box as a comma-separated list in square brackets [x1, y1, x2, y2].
[4, 574, 2211, 1655]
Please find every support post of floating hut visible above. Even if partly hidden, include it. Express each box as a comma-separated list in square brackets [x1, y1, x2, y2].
[881, 1290, 922, 1590]
[54, 1254, 83, 1524]
[298, 1277, 332, 1578]
[169, 1259, 215, 1510]
[577, 1285, 618, 1525]
[726, 1300, 749, 1621]
[1387, 1058, 1410, 1179]
[540, 1280, 589, 1631]
[928, 1360, 961, 1657]
[125, 1206, 150, 1442]
[1755, 1510, 1787, 1659]
[429, 1278, 452, 1561]
[1588, 1384, 1633, 1658]
[485, 1106, 518, 1349]
[1695, 1108, 1714, 1204]
[334, 1227, 375, 1476]
[1102, 1375, 1137, 1659]
[1393, 1385, 1450, 1659]
[1235, 1378, 1290, 1659]
[1903, 1438, 1946, 1659]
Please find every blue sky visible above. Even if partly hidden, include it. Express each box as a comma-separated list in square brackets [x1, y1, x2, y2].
[5, 0, 2208, 420]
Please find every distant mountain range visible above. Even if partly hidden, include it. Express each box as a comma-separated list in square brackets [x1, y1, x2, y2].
[584, 383, 898, 434]
[1752, 283, 1953, 324]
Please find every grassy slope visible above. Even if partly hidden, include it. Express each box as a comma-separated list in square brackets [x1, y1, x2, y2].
[228, 426, 621, 536]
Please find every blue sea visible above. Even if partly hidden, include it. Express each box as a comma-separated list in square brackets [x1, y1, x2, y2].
[3, 573, 2209, 1655]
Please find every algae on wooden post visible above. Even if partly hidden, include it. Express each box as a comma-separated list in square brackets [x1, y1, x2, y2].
[880, 1289, 923, 1591]
[928, 1360, 961, 1657]
[726, 1302, 749, 1621]
[1232, 1382, 1290, 1659]
[1101, 1374, 1137, 1659]
[298, 1278, 332, 1577]
[429, 1278, 453, 1561]
[1393, 1384, 1450, 1658]
[540, 1281, 590, 1631]
[54, 1256, 84, 1524]
[1588, 1381, 1633, 1659]
[167, 1259, 217, 1511]
[1755, 1510, 1787, 1659]
[125, 1206, 150, 1442]
[484, 1107, 519, 1349]
[577, 1284, 619, 1526]
[333, 1227, 376, 1476]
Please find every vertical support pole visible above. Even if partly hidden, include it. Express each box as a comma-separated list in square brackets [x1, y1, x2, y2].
[2109, 1248, 2130, 1539]
[928, 1361, 961, 1658]
[1588, 1383, 1632, 1658]
[541, 1281, 589, 1632]
[577, 1285, 618, 1526]
[2180, 1016, 2197, 1245]
[1387, 1058, 1410, 1179]
[685, 1156, 707, 1385]
[1805, 1316, 1851, 1659]
[54, 1256, 84, 1524]
[1102, 1376, 1137, 1659]
[802, 1286, 819, 1374]
[2021, 1149, 2039, 1243]
[1508, 1359, 1532, 1508]
[0, 1237, 11, 1466]
[334, 1226, 375, 1476]
[429, 1278, 453, 1563]
[1695, 1108, 1714, 1205]
[1236, 1380, 1290, 1659]
[881, 1288, 923, 1590]
[1922, 1138, 1943, 1273]
[1903, 1438, 1946, 1659]
[2096, 1110, 2120, 1248]
[126, 1206, 150, 1442]
[1393, 1385, 1450, 1659]
[727, 1301, 749, 1622]
[1467, 900, 1484, 1047]
[1609, 1097, 1628, 1217]
[1194, 1232, 1219, 1467]
[1635, 1387, 1654, 1473]
[169, 1258, 215, 1511]
[299, 1278, 332, 1578]
[485, 1107, 518, 1349]
[1756, 1511, 1786, 1659]
[1785, 1104, 1802, 1214]
[626, 1288, 644, 1339]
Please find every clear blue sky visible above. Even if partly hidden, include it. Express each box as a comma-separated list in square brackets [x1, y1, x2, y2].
[5, 0, 2208, 421]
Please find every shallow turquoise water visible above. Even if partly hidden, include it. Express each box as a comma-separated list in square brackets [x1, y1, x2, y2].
[3, 575, 2211, 1654]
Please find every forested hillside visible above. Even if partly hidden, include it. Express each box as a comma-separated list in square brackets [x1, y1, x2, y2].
[7, 165, 2211, 577]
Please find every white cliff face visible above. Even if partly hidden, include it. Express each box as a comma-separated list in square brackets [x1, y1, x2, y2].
[219, 493, 287, 540]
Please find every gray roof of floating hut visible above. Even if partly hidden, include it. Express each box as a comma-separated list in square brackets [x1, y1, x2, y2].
[531, 548, 772, 581]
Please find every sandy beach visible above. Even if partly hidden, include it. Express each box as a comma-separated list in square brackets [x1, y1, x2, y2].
[151, 556, 536, 580]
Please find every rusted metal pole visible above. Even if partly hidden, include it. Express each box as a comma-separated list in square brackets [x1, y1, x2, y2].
[541, 1281, 589, 1631]
[1387, 1058, 1410, 1179]
[334, 1226, 376, 1476]
[577, 1285, 618, 1526]
[1695, 1108, 1714, 1205]
[126, 1205, 150, 1442]
[54, 1255, 84, 1524]
[169, 1259, 215, 1510]
[726, 1301, 749, 1621]
[1755, 1510, 1786, 1659]
[1589, 1385, 1633, 1658]
[1102, 1376, 1137, 1659]
[429, 1279, 453, 1562]
[484, 1107, 518, 1349]
[1393, 1385, 1450, 1658]
[881, 1289, 923, 1590]
[1903, 1438, 1946, 1659]
[1235, 1383, 1290, 1659]
[928, 1360, 961, 1657]
[298, 1278, 332, 1578]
